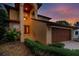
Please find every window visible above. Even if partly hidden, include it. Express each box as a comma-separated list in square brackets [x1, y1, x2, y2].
[24, 25, 30, 34]
[75, 31, 78, 35]
[9, 9, 19, 20]
[32, 11, 35, 18]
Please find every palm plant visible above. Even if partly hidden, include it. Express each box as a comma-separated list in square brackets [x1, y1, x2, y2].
[5, 28, 20, 42]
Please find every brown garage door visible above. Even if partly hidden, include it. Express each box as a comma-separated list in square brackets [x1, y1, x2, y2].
[52, 27, 71, 42]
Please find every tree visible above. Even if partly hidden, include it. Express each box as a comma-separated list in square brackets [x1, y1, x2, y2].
[0, 4, 9, 41]
[74, 22, 79, 27]
[56, 21, 71, 26]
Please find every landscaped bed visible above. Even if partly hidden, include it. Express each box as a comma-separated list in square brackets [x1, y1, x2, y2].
[24, 38, 79, 56]
[1, 38, 79, 56]
[0, 40, 65, 56]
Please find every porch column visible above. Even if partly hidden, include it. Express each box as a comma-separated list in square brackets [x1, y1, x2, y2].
[71, 29, 74, 40]
[46, 27, 52, 44]
[19, 3, 24, 42]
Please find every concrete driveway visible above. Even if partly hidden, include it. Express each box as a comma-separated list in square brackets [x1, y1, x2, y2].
[61, 40, 79, 49]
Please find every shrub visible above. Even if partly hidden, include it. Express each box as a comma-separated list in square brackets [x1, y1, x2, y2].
[35, 41, 44, 45]
[24, 38, 48, 56]
[5, 28, 20, 42]
[24, 39, 79, 56]
[48, 43, 65, 48]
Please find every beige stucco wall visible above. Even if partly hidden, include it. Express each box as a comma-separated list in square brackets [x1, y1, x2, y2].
[9, 23, 20, 30]
[9, 9, 19, 21]
[24, 17, 47, 44]
[23, 17, 32, 39]
[9, 9, 20, 30]
[31, 20, 47, 44]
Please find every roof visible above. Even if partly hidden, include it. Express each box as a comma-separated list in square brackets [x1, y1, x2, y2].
[3, 4, 18, 11]
[38, 15, 52, 20]
[3, 3, 42, 10]
[32, 18, 79, 30]
[37, 3, 42, 9]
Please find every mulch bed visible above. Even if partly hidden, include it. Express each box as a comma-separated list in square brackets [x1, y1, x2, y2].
[0, 41, 32, 56]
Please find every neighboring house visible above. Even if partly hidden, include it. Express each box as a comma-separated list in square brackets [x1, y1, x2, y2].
[72, 22, 79, 41]
[73, 29, 79, 40]
[72, 28, 79, 41]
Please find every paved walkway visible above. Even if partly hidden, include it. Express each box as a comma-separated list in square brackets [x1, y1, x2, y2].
[61, 40, 79, 49]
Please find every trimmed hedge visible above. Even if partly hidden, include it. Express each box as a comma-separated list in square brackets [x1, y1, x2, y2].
[24, 38, 79, 56]
[48, 43, 65, 48]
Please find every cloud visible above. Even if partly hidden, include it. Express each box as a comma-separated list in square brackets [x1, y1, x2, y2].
[38, 3, 79, 19]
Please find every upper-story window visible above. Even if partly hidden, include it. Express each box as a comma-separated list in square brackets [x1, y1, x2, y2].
[32, 11, 35, 16]
[9, 9, 19, 20]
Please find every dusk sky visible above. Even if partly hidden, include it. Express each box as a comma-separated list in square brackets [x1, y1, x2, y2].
[38, 3, 79, 24]
[38, 3, 79, 19]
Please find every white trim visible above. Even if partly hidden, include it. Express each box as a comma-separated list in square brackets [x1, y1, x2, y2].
[46, 27, 52, 44]
[71, 29, 74, 40]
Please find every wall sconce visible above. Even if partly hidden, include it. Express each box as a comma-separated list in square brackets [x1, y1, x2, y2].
[24, 13, 28, 20]
[25, 8, 28, 11]
[24, 17, 26, 20]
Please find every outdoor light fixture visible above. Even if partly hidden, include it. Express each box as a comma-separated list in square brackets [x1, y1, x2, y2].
[24, 17, 26, 20]
[24, 13, 27, 20]
[25, 8, 28, 11]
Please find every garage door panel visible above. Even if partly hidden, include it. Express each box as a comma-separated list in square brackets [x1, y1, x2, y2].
[52, 28, 71, 42]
